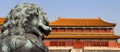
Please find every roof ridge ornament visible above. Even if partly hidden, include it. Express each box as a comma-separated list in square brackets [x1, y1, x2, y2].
[58, 16, 61, 19]
[98, 16, 101, 19]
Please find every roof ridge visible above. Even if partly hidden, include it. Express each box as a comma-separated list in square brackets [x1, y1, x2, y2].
[50, 17, 116, 27]
[99, 18, 116, 26]
[58, 17, 101, 20]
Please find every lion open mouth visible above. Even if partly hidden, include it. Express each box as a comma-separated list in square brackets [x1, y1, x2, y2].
[38, 26, 51, 36]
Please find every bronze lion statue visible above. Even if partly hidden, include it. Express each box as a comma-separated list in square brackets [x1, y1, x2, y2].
[0, 3, 51, 52]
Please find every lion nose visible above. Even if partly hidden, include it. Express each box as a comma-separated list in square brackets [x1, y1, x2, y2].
[47, 27, 52, 33]
[49, 27, 52, 31]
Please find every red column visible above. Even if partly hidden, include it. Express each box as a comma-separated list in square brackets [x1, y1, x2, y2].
[98, 28, 100, 32]
[0, 27, 1, 33]
[44, 41, 50, 46]
[83, 28, 85, 32]
[91, 40, 93, 46]
[73, 40, 84, 48]
[65, 28, 66, 32]
[108, 41, 117, 47]
[73, 28, 75, 32]
[58, 28, 59, 32]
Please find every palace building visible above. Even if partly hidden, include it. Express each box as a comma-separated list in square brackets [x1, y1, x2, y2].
[44, 17, 120, 52]
[0, 17, 120, 52]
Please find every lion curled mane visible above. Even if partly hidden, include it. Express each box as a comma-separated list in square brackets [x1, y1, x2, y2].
[0, 3, 51, 52]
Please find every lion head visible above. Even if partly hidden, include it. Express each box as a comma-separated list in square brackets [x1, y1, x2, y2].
[1, 3, 51, 39]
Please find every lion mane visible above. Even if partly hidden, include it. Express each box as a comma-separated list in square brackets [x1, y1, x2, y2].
[1, 3, 51, 39]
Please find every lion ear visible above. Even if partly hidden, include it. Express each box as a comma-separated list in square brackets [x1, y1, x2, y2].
[36, 8, 40, 16]
[9, 9, 13, 14]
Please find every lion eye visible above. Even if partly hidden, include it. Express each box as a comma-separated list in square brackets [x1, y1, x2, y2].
[16, 8, 21, 12]
[43, 19, 49, 26]
[43, 21, 47, 26]
[14, 16, 20, 20]
[25, 9, 33, 14]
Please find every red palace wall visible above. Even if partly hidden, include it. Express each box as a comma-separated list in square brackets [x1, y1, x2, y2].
[44, 27, 120, 48]
[44, 40, 120, 48]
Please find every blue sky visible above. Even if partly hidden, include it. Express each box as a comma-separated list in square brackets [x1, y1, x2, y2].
[0, 0, 120, 35]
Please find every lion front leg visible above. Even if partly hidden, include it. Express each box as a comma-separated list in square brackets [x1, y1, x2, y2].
[0, 36, 16, 52]
[0, 38, 13, 52]
[0, 44, 11, 52]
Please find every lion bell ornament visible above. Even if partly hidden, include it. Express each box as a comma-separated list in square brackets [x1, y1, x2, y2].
[0, 3, 51, 52]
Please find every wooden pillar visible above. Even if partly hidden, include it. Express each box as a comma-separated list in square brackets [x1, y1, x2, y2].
[107, 27, 108, 32]
[0, 27, 1, 33]
[58, 27, 59, 32]
[44, 41, 50, 46]
[92, 40, 93, 46]
[83, 27, 85, 32]
[65, 27, 67, 32]
[100, 40, 101, 47]
[98, 27, 100, 32]
[91, 28, 93, 32]
[73, 27, 75, 32]
[111, 28, 114, 32]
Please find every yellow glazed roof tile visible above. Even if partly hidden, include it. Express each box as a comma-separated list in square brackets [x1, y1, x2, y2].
[50, 17, 116, 27]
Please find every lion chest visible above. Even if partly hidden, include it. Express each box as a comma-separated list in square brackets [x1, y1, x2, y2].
[15, 35, 45, 52]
